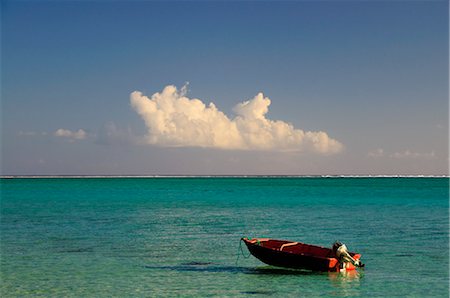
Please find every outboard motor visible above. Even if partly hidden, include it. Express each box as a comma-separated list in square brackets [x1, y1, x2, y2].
[332, 241, 364, 268]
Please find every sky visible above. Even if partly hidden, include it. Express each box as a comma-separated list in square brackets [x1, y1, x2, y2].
[1, 0, 448, 176]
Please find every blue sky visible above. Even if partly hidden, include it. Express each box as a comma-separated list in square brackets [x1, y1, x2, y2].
[2, 0, 448, 175]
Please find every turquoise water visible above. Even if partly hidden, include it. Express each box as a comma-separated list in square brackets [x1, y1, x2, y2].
[1, 177, 448, 297]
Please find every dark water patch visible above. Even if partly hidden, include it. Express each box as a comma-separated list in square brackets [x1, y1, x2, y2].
[181, 261, 214, 266]
[395, 254, 414, 257]
[145, 263, 324, 276]
[241, 290, 276, 295]
[58, 247, 94, 253]
[48, 236, 88, 242]
[250, 267, 323, 276]
[112, 255, 149, 258]
[145, 264, 251, 274]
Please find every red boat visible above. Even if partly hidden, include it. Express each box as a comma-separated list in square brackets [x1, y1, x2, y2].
[241, 237, 364, 272]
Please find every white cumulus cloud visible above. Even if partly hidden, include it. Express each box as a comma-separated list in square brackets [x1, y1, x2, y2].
[130, 85, 343, 154]
[54, 128, 87, 140]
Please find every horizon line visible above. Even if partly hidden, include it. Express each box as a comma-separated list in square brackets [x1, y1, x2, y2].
[1, 175, 449, 179]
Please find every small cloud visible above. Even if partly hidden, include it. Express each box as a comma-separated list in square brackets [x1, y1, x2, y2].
[130, 85, 343, 154]
[369, 148, 437, 160]
[368, 148, 384, 158]
[54, 128, 87, 140]
[389, 150, 436, 160]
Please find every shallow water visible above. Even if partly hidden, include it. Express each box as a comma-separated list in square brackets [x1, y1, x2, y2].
[1, 177, 448, 296]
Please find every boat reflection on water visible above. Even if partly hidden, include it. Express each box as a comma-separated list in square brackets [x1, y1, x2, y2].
[249, 265, 363, 296]
[328, 269, 362, 282]
[328, 269, 363, 294]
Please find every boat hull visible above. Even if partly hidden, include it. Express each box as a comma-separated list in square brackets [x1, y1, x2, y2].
[242, 238, 360, 272]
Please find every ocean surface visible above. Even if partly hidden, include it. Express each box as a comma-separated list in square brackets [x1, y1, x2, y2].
[1, 177, 448, 297]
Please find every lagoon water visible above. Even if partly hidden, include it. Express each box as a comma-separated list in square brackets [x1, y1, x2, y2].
[1, 177, 448, 297]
